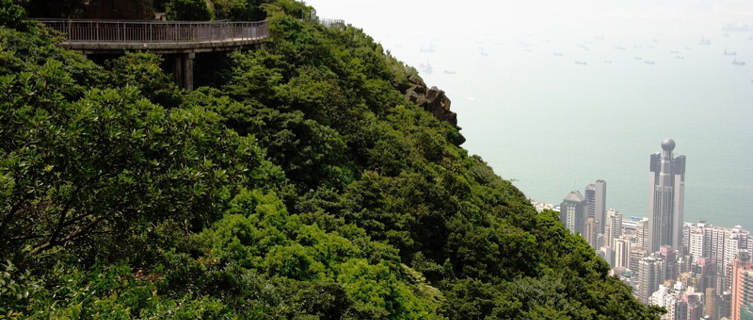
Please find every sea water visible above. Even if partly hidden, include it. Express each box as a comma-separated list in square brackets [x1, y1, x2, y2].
[310, 0, 753, 230]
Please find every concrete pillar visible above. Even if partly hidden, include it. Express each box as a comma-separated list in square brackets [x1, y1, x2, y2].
[182, 52, 195, 90]
[172, 54, 183, 87]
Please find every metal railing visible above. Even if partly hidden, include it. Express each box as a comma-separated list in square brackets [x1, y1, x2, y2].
[35, 19, 268, 43]
[318, 18, 345, 29]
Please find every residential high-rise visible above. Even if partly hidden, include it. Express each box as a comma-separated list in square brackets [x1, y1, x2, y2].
[639, 255, 665, 303]
[689, 227, 705, 262]
[593, 180, 607, 234]
[647, 138, 686, 253]
[731, 252, 753, 320]
[605, 209, 623, 248]
[725, 227, 751, 289]
[649, 284, 678, 320]
[631, 248, 647, 273]
[614, 237, 631, 269]
[637, 218, 650, 252]
[704, 288, 718, 320]
[686, 291, 704, 320]
[585, 184, 596, 218]
[683, 224, 691, 255]
[560, 191, 586, 235]
[584, 180, 607, 234]
[585, 216, 598, 248]
[726, 231, 745, 289]
[660, 245, 679, 282]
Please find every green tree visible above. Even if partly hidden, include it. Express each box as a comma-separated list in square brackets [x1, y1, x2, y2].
[0, 0, 26, 30]
[166, 0, 213, 20]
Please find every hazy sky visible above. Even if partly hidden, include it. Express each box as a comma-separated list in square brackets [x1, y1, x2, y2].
[308, 0, 753, 38]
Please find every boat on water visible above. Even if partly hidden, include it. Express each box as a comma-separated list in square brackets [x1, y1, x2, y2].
[574, 61, 588, 66]
[724, 49, 736, 56]
[644, 60, 655, 65]
[553, 52, 564, 57]
[732, 59, 746, 66]
[443, 70, 456, 75]
[699, 38, 712, 46]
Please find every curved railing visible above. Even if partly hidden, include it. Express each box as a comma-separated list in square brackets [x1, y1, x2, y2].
[35, 19, 268, 43]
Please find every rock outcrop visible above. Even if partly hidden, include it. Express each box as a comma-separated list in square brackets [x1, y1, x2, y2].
[398, 75, 465, 144]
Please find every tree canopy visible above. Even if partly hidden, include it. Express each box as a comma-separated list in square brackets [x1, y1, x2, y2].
[0, 1, 663, 319]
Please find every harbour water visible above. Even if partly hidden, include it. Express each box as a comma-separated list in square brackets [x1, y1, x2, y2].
[310, 0, 753, 230]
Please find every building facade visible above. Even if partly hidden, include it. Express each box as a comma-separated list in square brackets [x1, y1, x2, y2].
[647, 138, 686, 253]
[614, 237, 631, 270]
[560, 191, 586, 235]
[639, 255, 666, 304]
[605, 209, 623, 248]
[732, 253, 753, 320]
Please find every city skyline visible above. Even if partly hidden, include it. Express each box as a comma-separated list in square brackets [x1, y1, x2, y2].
[547, 138, 752, 319]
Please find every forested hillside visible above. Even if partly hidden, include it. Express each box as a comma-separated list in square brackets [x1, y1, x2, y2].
[0, 0, 663, 318]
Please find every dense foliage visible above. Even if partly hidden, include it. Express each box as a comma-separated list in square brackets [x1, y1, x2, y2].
[0, 0, 663, 318]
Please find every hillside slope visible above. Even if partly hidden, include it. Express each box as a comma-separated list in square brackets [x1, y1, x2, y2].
[0, 0, 662, 318]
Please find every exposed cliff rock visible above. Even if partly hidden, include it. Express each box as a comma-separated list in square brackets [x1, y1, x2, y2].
[399, 75, 465, 144]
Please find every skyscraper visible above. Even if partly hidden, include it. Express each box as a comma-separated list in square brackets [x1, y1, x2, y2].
[648, 138, 686, 253]
[560, 191, 586, 235]
[584, 180, 607, 235]
[585, 184, 596, 218]
[731, 252, 753, 320]
[594, 180, 607, 234]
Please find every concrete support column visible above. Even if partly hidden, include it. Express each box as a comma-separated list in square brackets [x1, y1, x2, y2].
[172, 54, 183, 87]
[182, 52, 195, 90]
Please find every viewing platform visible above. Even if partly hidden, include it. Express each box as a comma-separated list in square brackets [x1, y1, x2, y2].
[36, 19, 269, 89]
[37, 19, 268, 54]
